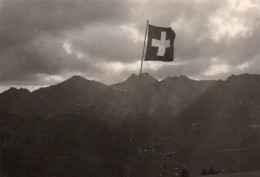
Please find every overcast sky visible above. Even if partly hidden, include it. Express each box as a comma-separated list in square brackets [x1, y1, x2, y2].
[0, 0, 260, 92]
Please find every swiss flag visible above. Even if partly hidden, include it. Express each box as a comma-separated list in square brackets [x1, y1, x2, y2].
[145, 25, 176, 62]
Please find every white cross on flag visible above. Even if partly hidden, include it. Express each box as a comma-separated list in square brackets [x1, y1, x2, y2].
[145, 25, 176, 62]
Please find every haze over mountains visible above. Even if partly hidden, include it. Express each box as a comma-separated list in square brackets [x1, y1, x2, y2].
[1, 73, 260, 177]
[0, 73, 217, 118]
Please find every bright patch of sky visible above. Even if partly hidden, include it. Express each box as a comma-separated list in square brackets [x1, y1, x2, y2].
[238, 62, 249, 71]
[209, 11, 251, 42]
[120, 25, 143, 42]
[229, 0, 260, 12]
[63, 41, 73, 54]
[204, 63, 230, 76]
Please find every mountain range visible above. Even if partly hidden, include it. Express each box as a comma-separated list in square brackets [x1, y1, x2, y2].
[0, 73, 217, 118]
[1, 73, 260, 177]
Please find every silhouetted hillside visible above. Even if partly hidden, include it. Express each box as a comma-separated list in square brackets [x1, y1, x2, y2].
[1, 73, 260, 177]
[0, 75, 132, 118]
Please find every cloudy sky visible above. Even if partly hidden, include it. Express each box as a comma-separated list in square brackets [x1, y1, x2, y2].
[0, 0, 260, 92]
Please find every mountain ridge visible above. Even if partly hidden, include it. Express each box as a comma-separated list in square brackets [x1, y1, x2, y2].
[1, 73, 256, 94]
[1, 73, 260, 176]
[0, 73, 259, 118]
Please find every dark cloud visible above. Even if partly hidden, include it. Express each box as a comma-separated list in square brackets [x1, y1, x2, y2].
[0, 0, 135, 84]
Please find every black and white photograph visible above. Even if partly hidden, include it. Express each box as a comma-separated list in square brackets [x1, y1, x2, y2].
[1, 0, 260, 176]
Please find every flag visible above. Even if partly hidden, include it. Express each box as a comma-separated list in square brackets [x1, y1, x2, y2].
[145, 25, 176, 62]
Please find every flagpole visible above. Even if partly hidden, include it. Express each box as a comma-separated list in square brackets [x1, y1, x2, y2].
[127, 19, 149, 177]
[139, 19, 149, 78]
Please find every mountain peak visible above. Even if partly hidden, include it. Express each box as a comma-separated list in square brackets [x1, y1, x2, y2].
[126, 73, 158, 82]
[112, 73, 158, 91]
[2, 87, 30, 95]
[67, 75, 88, 81]
[161, 75, 191, 83]
[59, 75, 89, 86]
[179, 75, 190, 80]
[0, 87, 30, 103]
